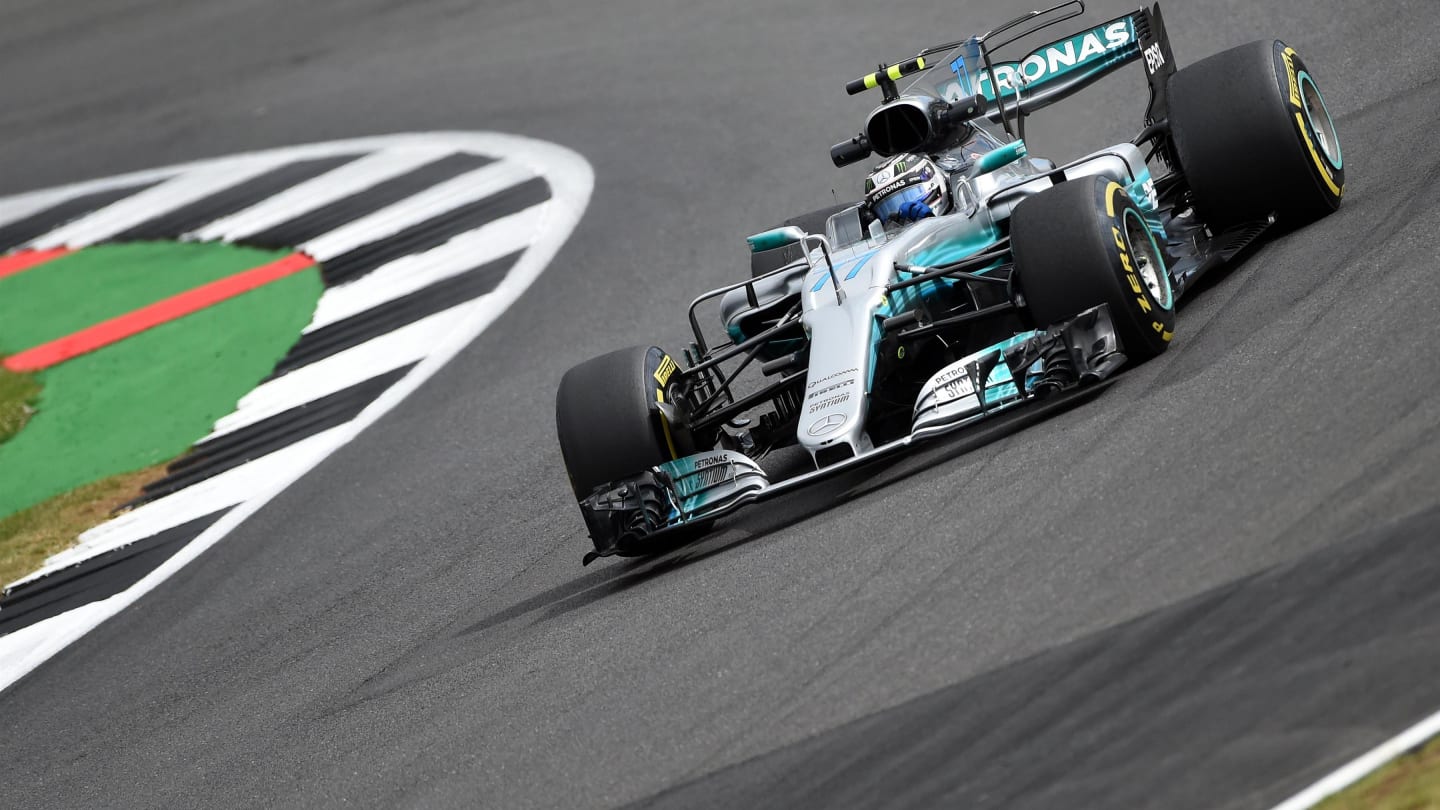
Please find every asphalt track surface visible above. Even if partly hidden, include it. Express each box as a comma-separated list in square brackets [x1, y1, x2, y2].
[2, 1, 1438, 807]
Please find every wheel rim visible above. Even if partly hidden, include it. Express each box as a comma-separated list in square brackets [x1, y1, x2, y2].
[1122, 209, 1173, 312]
[1298, 71, 1343, 170]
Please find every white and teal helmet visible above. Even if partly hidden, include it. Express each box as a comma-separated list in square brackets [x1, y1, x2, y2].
[864, 154, 949, 222]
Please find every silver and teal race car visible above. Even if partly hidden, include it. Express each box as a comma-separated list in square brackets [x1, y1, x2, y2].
[556, 1, 1345, 564]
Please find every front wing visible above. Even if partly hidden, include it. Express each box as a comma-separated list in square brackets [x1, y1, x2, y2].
[578, 305, 1126, 564]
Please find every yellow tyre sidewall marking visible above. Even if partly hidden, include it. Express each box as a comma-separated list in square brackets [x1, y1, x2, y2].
[651, 352, 680, 459]
[1105, 183, 1172, 341]
[1283, 46, 1342, 198]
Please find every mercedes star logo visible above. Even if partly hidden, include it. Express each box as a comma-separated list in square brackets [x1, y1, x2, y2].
[807, 413, 848, 437]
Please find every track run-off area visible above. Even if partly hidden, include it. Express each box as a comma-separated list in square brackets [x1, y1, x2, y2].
[0, 132, 593, 685]
[2, 1, 1439, 808]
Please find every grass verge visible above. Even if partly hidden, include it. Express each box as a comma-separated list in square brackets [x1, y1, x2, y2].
[1319, 735, 1440, 809]
[0, 243, 321, 516]
[0, 463, 169, 588]
[0, 362, 41, 445]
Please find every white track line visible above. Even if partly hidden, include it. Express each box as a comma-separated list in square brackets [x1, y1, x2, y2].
[0, 193, 100, 233]
[305, 203, 543, 331]
[0, 131, 547, 212]
[12, 427, 350, 587]
[186, 145, 453, 243]
[0, 192, 85, 231]
[203, 305, 473, 441]
[301, 159, 535, 261]
[0, 171, 184, 233]
[0, 132, 592, 694]
[0, 601, 119, 685]
[27, 156, 293, 249]
[1271, 708, 1440, 809]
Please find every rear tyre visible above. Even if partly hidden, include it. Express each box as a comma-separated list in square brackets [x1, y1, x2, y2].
[555, 346, 682, 500]
[1012, 177, 1176, 362]
[1168, 40, 1344, 229]
[749, 203, 850, 277]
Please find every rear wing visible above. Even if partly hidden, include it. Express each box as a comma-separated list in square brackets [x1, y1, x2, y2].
[959, 5, 1176, 126]
[847, 2, 1177, 139]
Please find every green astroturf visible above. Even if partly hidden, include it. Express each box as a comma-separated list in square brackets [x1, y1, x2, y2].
[0, 242, 321, 516]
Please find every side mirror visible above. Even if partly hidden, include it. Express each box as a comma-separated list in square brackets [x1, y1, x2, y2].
[941, 94, 987, 127]
[970, 140, 1028, 177]
[830, 134, 872, 168]
[746, 225, 807, 254]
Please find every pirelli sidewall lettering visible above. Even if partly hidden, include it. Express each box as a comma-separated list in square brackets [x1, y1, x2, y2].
[645, 346, 682, 459]
[1102, 182, 1174, 343]
[1274, 41, 1344, 201]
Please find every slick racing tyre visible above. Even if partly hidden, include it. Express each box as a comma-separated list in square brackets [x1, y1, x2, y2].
[556, 345, 684, 500]
[750, 203, 851, 277]
[1168, 40, 1344, 229]
[1012, 176, 1176, 362]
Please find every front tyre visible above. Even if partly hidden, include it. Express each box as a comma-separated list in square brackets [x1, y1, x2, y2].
[555, 346, 683, 500]
[1012, 177, 1176, 362]
[1168, 40, 1344, 229]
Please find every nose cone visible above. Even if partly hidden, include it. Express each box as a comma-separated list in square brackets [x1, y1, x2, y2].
[797, 301, 875, 465]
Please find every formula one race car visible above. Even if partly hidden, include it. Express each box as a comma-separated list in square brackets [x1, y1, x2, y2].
[556, 1, 1344, 564]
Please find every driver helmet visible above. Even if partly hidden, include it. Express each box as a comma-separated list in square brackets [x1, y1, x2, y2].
[864, 154, 950, 224]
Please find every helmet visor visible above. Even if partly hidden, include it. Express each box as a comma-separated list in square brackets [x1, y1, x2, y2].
[872, 185, 931, 222]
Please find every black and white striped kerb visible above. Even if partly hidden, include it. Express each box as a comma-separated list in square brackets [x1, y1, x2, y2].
[0, 133, 593, 689]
